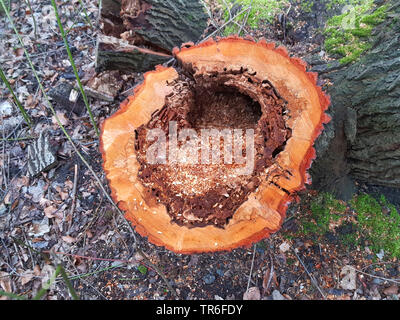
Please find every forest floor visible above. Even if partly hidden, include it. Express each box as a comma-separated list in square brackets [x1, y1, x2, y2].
[0, 0, 399, 300]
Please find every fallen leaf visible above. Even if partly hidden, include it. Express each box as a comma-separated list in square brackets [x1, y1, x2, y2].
[62, 235, 77, 244]
[52, 111, 69, 126]
[340, 265, 357, 290]
[279, 241, 290, 253]
[44, 205, 57, 218]
[383, 285, 399, 296]
[243, 287, 261, 300]
[20, 270, 35, 286]
[0, 272, 12, 292]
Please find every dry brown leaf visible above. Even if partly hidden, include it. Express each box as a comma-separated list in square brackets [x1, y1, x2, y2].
[340, 265, 357, 290]
[44, 205, 57, 218]
[62, 235, 77, 244]
[263, 268, 272, 292]
[383, 285, 399, 296]
[65, 180, 74, 189]
[20, 270, 35, 286]
[243, 287, 261, 300]
[33, 265, 41, 276]
[0, 272, 12, 293]
[52, 111, 69, 126]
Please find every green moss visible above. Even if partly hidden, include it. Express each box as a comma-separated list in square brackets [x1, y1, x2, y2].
[326, 0, 364, 11]
[301, 192, 345, 236]
[301, 0, 314, 14]
[291, 192, 400, 259]
[351, 194, 400, 259]
[324, 1, 388, 64]
[218, 0, 289, 36]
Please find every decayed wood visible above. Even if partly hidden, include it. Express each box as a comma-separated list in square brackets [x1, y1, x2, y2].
[96, 0, 208, 72]
[100, 37, 330, 253]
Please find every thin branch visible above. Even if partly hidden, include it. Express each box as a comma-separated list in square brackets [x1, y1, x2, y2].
[24, 0, 38, 40]
[202, 6, 251, 42]
[238, 1, 252, 36]
[246, 244, 257, 291]
[292, 247, 327, 300]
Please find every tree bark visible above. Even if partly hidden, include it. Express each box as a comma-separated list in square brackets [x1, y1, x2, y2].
[309, 1, 400, 203]
[96, 0, 208, 72]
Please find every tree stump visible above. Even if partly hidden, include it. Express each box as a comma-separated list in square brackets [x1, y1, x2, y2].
[100, 37, 330, 253]
[96, 0, 208, 72]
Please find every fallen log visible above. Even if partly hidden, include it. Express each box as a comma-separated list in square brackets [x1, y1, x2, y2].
[96, 0, 208, 72]
[100, 37, 330, 253]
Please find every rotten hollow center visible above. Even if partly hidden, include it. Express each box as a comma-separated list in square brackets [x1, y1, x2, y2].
[135, 67, 292, 228]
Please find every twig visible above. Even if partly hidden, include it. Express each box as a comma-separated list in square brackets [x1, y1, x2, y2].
[24, 0, 38, 40]
[201, 6, 251, 43]
[264, 254, 274, 294]
[44, 250, 132, 264]
[292, 247, 327, 300]
[238, 0, 253, 36]
[246, 244, 257, 291]
[22, 229, 36, 269]
[68, 164, 78, 232]
[136, 248, 178, 299]
[348, 266, 400, 285]
[77, 0, 93, 28]
[0, 136, 35, 142]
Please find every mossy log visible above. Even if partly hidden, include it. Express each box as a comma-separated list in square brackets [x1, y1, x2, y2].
[96, 0, 208, 72]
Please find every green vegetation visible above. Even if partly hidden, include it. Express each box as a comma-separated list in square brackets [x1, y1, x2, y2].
[291, 192, 400, 259]
[51, 0, 99, 137]
[137, 265, 148, 275]
[0, 67, 32, 128]
[325, 0, 364, 11]
[324, 0, 388, 64]
[301, 192, 346, 236]
[0, 264, 79, 300]
[301, 0, 314, 14]
[351, 194, 400, 259]
[219, 0, 289, 36]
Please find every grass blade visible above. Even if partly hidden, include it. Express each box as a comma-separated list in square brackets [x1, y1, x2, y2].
[58, 265, 79, 300]
[50, 0, 99, 137]
[0, 67, 32, 128]
[24, 0, 38, 39]
[1, 0, 177, 298]
[0, 290, 27, 300]
[77, 0, 93, 28]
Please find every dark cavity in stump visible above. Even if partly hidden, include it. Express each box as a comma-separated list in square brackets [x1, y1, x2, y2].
[135, 68, 292, 228]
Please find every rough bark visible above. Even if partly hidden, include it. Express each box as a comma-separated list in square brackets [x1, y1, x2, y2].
[309, 1, 400, 202]
[96, 34, 171, 72]
[96, 0, 208, 72]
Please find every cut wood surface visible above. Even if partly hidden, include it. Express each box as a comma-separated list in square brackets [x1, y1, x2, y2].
[100, 37, 330, 253]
